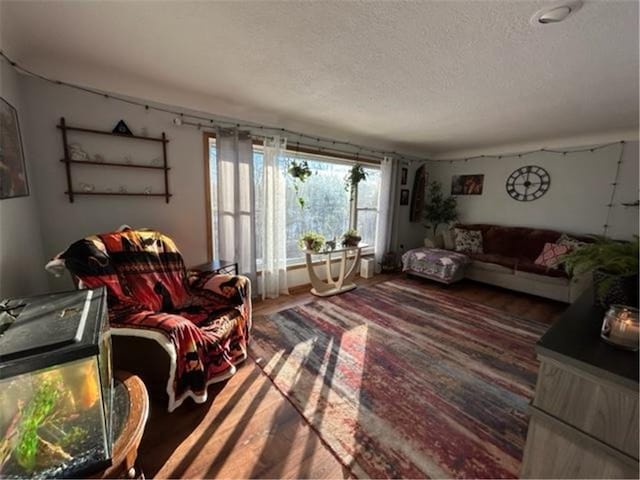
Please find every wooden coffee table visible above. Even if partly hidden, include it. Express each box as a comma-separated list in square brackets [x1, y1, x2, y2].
[98, 371, 149, 479]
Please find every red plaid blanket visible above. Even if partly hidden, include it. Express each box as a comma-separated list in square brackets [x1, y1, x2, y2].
[49, 228, 251, 410]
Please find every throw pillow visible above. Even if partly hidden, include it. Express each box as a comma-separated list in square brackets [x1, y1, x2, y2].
[454, 228, 483, 254]
[534, 242, 571, 269]
[557, 233, 587, 250]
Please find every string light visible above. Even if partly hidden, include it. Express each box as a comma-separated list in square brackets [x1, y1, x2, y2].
[428, 140, 625, 164]
[0, 50, 423, 163]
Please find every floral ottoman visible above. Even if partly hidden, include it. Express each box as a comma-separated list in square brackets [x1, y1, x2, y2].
[401, 248, 470, 284]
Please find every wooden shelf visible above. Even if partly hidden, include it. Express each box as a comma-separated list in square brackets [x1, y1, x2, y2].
[57, 124, 168, 143]
[65, 191, 172, 197]
[58, 117, 171, 203]
[60, 159, 169, 171]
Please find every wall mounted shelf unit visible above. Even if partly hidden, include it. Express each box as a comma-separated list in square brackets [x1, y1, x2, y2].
[57, 117, 171, 203]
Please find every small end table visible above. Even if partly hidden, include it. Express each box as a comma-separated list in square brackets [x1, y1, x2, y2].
[303, 244, 363, 297]
[97, 371, 149, 479]
[190, 259, 238, 276]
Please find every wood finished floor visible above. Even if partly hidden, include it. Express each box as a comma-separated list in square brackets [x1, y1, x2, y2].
[136, 274, 567, 479]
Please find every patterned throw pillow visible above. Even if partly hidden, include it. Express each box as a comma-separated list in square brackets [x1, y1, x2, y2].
[534, 242, 571, 269]
[557, 233, 586, 250]
[454, 228, 483, 254]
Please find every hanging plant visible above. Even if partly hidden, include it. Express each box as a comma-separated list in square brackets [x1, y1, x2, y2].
[288, 159, 312, 209]
[345, 164, 367, 199]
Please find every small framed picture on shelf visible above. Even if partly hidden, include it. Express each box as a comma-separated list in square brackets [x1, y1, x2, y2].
[401, 167, 408, 185]
[400, 189, 410, 205]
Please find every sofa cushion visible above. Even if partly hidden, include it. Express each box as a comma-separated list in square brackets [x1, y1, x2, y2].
[454, 228, 483, 253]
[517, 260, 569, 278]
[515, 269, 571, 286]
[483, 227, 523, 257]
[469, 253, 518, 270]
[534, 242, 571, 269]
[520, 229, 563, 260]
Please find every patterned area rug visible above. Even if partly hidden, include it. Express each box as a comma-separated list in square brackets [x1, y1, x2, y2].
[250, 278, 547, 478]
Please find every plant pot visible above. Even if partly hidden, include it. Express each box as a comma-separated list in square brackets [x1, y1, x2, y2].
[342, 236, 361, 247]
[592, 269, 639, 309]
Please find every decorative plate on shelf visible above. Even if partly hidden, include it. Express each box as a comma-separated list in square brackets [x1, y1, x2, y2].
[505, 165, 550, 201]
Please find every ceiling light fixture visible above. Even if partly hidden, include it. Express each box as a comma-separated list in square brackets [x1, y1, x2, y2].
[539, 6, 572, 23]
[531, 1, 582, 25]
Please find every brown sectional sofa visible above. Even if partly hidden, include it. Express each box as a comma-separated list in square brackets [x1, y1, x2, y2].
[443, 224, 592, 303]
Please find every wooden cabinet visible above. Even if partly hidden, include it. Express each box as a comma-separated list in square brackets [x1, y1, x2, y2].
[521, 292, 639, 478]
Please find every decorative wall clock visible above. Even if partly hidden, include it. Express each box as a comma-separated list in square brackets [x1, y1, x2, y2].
[505, 165, 550, 201]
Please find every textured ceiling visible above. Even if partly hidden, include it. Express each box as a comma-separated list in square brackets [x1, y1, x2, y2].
[1, 0, 638, 157]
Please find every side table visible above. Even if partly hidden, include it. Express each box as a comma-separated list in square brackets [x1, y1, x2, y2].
[190, 259, 238, 276]
[303, 245, 363, 297]
[97, 371, 149, 479]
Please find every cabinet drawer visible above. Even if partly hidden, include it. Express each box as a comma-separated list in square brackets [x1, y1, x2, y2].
[533, 359, 639, 459]
[522, 412, 639, 479]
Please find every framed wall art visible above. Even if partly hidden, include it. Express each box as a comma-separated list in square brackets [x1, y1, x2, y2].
[451, 174, 484, 195]
[0, 97, 29, 199]
[400, 188, 410, 205]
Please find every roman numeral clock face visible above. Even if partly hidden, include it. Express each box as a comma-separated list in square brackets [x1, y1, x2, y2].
[505, 165, 550, 201]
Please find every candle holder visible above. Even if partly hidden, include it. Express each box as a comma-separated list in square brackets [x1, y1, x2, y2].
[601, 305, 639, 351]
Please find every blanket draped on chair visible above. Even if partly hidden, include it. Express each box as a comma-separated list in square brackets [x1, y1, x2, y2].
[47, 228, 251, 411]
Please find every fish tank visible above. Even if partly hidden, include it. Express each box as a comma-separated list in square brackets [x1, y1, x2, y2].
[0, 287, 113, 478]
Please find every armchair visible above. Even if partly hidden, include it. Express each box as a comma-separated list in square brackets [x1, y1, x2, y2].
[46, 228, 251, 412]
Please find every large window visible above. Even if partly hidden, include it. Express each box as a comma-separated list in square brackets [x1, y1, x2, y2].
[208, 137, 381, 266]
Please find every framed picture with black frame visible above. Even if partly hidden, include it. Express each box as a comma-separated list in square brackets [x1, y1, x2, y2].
[400, 167, 408, 185]
[400, 188, 410, 205]
[0, 97, 29, 199]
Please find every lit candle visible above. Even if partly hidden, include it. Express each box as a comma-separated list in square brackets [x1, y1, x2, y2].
[601, 305, 640, 351]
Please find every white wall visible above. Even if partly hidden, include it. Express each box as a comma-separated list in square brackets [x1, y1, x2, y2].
[395, 161, 428, 252]
[423, 142, 639, 241]
[20, 74, 213, 291]
[18, 73, 375, 292]
[0, 61, 48, 297]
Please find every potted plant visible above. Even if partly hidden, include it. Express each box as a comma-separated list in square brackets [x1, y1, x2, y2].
[299, 231, 325, 253]
[288, 159, 312, 209]
[563, 236, 639, 308]
[345, 164, 367, 200]
[423, 181, 458, 246]
[342, 228, 361, 247]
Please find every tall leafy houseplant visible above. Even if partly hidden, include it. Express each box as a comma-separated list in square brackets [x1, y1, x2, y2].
[564, 236, 639, 308]
[423, 181, 458, 238]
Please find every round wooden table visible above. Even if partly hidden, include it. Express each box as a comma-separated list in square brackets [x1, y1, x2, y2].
[98, 371, 149, 479]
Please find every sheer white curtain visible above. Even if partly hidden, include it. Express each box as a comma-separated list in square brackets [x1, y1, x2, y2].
[374, 156, 400, 271]
[216, 129, 257, 283]
[259, 136, 289, 299]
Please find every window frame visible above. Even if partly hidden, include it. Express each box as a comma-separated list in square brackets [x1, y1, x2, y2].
[203, 132, 380, 268]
